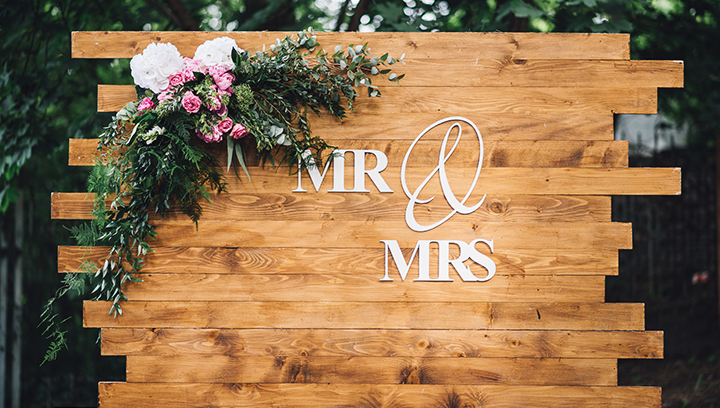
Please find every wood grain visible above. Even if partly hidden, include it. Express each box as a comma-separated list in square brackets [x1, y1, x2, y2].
[100, 328, 663, 359]
[52, 192, 612, 222]
[73, 31, 631, 60]
[93, 59, 685, 89]
[125, 355, 617, 385]
[97, 84, 658, 114]
[216, 166, 681, 196]
[67, 138, 629, 168]
[397, 59, 682, 88]
[118, 274, 605, 303]
[97, 383, 661, 408]
[83, 301, 646, 330]
[146, 220, 632, 250]
[71, 117, 615, 159]
[59, 246, 619, 276]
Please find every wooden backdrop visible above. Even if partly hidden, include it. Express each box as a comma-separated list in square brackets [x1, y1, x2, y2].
[53, 31, 682, 407]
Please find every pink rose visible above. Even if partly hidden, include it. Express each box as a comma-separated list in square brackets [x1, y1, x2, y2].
[195, 129, 220, 143]
[217, 118, 233, 133]
[209, 125, 224, 142]
[183, 58, 206, 73]
[158, 91, 174, 101]
[168, 72, 187, 87]
[206, 94, 223, 111]
[213, 72, 235, 91]
[207, 65, 227, 77]
[230, 123, 248, 139]
[180, 69, 196, 82]
[137, 97, 155, 112]
[181, 91, 201, 113]
[215, 104, 228, 117]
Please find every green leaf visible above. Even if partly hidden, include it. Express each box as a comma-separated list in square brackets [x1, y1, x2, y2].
[234, 142, 251, 181]
[227, 137, 235, 172]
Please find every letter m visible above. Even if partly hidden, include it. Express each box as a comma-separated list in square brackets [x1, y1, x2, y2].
[380, 240, 427, 281]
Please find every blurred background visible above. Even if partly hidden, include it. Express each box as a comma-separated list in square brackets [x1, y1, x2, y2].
[0, 0, 718, 406]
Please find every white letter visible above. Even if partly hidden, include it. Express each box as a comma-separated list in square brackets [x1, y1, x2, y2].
[294, 150, 348, 192]
[380, 240, 428, 281]
[467, 239, 496, 282]
[353, 150, 393, 193]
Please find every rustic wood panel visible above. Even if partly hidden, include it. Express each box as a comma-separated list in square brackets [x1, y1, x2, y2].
[97, 383, 661, 408]
[52, 192, 612, 222]
[125, 355, 617, 385]
[67, 138, 629, 168]
[98, 84, 658, 114]
[120, 274, 605, 303]
[73, 31, 631, 60]
[217, 166, 680, 196]
[147, 220, 632, 249]
[83, 301, 646, 330]
[59, 246, 619, 276]
[100, 328, 663, 359]
[69, 31, 672, 404]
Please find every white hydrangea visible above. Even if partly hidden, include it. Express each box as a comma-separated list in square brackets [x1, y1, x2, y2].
[194, 37, 244, 69]
[130, 42, 185, 93]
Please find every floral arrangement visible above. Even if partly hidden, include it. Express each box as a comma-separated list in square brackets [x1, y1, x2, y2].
[40, 28, 404, 363]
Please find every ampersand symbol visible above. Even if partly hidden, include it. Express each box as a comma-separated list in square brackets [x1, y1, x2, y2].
[401, 117, 486, 232]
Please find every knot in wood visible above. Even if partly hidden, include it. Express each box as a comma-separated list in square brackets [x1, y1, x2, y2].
[489, 201, 505, 214]
[415, 338, 431, 349]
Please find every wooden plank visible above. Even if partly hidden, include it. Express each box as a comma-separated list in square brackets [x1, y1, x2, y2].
[97, 84, 658, 114]
[216, 166, 681, 196]
[52, 192, 612, 222]
[83, 301, 646, 330]
[147, 220, 632, 250]
[98, 383, 661, 408]
[100, 328, 663, 359]
[53, 167, 679, 200]
[73, 31, 631, 60]
[398, 59, 682, 88]
[94, 59, 684, 89]
[59, 246, 619, 276]
[119, 274, 606, 303]
[70, 116, 615, 160]
[125, 355, 617, 385]
[67, 139, 630, 168]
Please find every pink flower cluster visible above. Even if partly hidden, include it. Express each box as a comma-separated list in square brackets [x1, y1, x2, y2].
[138, 56, 249, 144]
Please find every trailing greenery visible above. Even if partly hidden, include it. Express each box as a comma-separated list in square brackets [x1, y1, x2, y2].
[40, 29, 403, 362]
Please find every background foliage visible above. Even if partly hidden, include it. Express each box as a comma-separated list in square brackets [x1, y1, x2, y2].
[0, 0, 718, 406]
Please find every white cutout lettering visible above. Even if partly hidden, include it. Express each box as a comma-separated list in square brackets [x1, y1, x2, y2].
[294, 149, 393, 193]
[380, 239, 495, 282]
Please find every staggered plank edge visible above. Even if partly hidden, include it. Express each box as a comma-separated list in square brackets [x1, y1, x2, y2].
[100, 328, 664, 359]
[97, 383, 662, 408]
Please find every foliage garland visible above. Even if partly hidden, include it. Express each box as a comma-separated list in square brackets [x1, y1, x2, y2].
[40, 28, 404, 363]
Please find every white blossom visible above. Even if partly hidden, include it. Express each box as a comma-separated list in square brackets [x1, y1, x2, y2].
[130, 43, 185, 93]
[194, 37, 244, 69]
